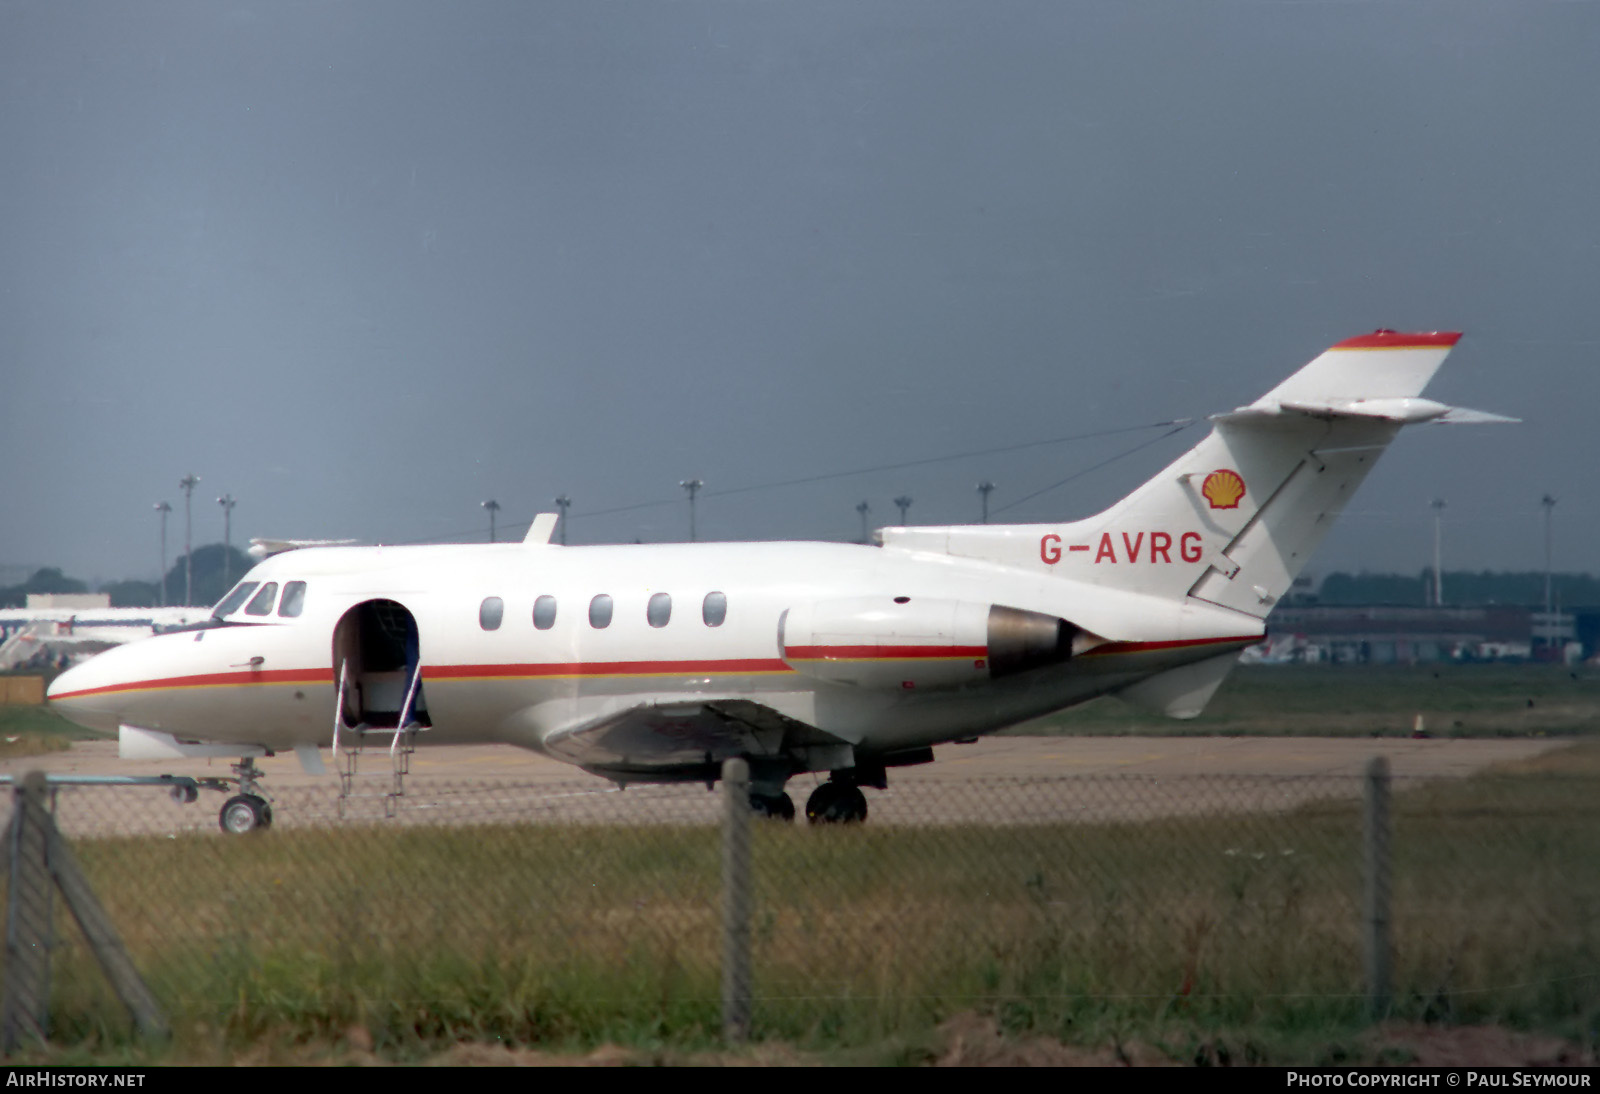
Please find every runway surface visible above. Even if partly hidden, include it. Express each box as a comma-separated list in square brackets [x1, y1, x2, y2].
[0, 734, 1570, 837]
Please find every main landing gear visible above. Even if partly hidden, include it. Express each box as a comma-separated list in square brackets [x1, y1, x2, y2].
[805, 780, 867, 825]
[749, 792, 795, 821]
[747, 777, 868, 825]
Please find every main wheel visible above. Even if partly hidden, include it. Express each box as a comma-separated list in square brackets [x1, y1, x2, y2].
[806, 782, 868, 825]
[220, 794, 271, 834]
[750, 791, 795, 821]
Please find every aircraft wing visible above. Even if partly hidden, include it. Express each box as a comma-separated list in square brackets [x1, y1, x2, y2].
[542, 696, 847, 774]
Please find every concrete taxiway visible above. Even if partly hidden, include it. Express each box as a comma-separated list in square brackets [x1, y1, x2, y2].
[0, 734, 1570, 837]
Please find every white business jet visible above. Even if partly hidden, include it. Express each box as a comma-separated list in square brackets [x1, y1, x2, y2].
[48, 331, 1509, 832]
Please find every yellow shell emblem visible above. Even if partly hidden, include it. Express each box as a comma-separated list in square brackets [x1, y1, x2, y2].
[1201, 469, 1246, 510]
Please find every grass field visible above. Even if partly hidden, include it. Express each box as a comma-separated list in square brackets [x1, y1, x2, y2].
[1010, 663, 1600, 737]
[0, 703, 80, 759]
[18, 737, 1600, 1065]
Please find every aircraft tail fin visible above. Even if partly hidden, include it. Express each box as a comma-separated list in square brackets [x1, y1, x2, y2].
[882, 330, 1511, 621]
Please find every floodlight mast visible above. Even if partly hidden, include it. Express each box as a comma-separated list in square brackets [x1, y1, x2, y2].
[153, 502, 172, 607]
[894, 495, 913, 525]
[1431, 497, 1446, 607]
[1542, 494, 1557, 644]
[856, 500, 871, 544]
[217, 494, 236, 587]
[977, 481, 996, 524]
[554, 495, 572, 546]
[680, 479, 704, 543]
[482, 499, 500, 543]
[179, 475, 199, 606]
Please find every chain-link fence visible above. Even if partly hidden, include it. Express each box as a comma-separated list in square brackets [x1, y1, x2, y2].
[4, 754, 1597, 1054]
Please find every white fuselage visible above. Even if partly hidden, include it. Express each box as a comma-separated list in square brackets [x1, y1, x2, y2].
[46, 537, 1258, 773]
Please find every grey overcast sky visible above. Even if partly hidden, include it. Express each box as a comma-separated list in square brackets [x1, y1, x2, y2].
[2, 1, 1596, 587]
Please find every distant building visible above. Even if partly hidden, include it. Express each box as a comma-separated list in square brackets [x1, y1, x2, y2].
[1260, 605, 1584, 665]
[24, 593, 110, 611]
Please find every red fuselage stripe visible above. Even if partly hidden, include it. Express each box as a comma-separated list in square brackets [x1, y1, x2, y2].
[51, 635, 1265, 701]
[781, 645, 988, 661]
[426, 658, 792, 680]
[51, 668, 333, 701]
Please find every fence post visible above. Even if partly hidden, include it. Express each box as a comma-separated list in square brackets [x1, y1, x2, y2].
[721, 757, 751, 1043]
[1363, 755, 1392, 1020]
[1, 772, 53, 1052]
[0, 772, 168, 1052]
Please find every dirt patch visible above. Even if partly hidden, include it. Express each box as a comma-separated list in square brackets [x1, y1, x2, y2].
[932, 1013, 1177, 1066]
[1366, 1024, 1591, 1067]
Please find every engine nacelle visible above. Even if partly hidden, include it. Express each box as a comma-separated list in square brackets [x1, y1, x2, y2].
[779, 597, 1079, 690]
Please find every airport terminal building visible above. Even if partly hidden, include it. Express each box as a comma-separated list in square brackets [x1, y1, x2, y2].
[1259, 605, 1587, 665]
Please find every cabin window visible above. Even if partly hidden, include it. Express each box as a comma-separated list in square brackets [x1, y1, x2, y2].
[703, 591, 727, 627]
[244, 582, 279, 616]
[589, 594, 613, 629]
[479, 596, 504, 631]
[647, 592, 672, 628]
[278, 581, 307, 618]
[533, 595, 557, 630]
[213, 581, 259, 618]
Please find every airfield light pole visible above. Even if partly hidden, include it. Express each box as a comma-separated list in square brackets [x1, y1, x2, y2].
[554, 495, 572, 546]
[1541, 494, 1558, 651]
[856, 500, 871, 544]
[1430, 497, 1446, 608]
[680, 479, 704, 543]
[179, 475, 199, 606]
[154, 502, 172, 607]
[482, 499, 500, 543]
[894, 495, 913, 525]
[1542, 494, 1557, 619]
[977, 481, 996, 525]
[217, 494, 236, 587]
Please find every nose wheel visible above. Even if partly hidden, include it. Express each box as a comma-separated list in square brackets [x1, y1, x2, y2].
[220, 793, 273, 833]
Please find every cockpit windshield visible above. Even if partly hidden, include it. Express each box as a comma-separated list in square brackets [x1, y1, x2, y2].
[212, 581, 260, 619]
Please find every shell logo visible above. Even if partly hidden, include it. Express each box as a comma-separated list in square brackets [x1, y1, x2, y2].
[1201, 469, 1246, 510]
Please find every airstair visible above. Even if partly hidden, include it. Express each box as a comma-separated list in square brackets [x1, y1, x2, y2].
[332, 659, 426, 819]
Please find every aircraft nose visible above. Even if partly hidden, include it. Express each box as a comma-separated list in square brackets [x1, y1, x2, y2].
[47, 658, 124, 734]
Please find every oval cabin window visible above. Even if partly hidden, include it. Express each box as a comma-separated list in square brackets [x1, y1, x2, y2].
[479, 597, 504, 631]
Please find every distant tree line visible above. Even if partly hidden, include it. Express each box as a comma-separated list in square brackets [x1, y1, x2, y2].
[1314, 571, 1600, 608]
[0, 544, 252, 609]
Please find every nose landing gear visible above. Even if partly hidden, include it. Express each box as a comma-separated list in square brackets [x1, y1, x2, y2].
[220, 792, 273, 833]
[212, 757, 274, 834]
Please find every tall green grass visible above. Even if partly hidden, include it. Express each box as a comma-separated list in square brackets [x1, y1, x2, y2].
[26, 742, 1600, 1062]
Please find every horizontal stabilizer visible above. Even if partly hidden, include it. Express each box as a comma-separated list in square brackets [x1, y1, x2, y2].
[1217, 396, 1516, 425]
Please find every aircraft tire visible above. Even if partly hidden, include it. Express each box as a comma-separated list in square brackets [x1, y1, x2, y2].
[220, 794, 271, 834]
[750, 791, 795, 822]
[805, 782, 868, 825]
